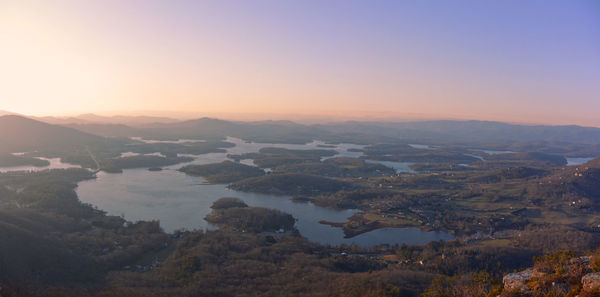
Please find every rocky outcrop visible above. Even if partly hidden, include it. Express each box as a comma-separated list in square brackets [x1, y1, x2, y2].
[570, 255, 592, 267]
[503, 268, 533, 292]
[501, 255, 599, 296]
[582, 273, 600, 290]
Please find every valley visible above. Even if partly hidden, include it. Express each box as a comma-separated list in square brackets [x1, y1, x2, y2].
[1, 115, 600, 296]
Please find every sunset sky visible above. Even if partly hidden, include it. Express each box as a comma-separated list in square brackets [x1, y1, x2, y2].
[1, 0, 599, 125]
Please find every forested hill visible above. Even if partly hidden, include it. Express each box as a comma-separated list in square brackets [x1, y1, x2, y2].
[316, 120, 600, 145]
[56, 116, 600, 146]
[0, 115, 107, 154]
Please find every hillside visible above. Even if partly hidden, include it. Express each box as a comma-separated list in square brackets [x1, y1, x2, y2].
[343, 120, 600, 145]
[532, 157, 600, 205]
[37, 113, 179, 126]
[228, 173, 354, 195]
[0, 209, 99, 283]
[53, 117, 600, 152]
[179, 161, 265, 183]
[0, 115, 106, 154]
[64, 123, 141, 138]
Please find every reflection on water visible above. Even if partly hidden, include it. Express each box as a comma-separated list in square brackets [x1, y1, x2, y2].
[467, 149, 514, 155]
[365, 160, 415, 174]
[567, 157, 594, 166]
[130, 137, 207, 144]
[76, 168, 452, 246]
[481, 149, 514, 155]
[76, 137, 451, 246]
[173, 137, 371, 169]
[120, 152, 166, 158]
[408, 144, 435, 150]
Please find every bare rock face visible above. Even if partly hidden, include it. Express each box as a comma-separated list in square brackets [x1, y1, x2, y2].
[570, 255, 592, 267]
[503, 268, 533, 292]
[582, 273, 600, 290]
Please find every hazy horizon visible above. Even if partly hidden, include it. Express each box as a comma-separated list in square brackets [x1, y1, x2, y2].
[3, 108, 600, 128]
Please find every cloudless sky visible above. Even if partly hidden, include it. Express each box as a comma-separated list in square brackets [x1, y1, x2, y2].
[1, 0, 599, 125]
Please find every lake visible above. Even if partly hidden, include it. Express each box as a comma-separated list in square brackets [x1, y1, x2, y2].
[567, 157, 594, 166]
[76, 137, 453, 246]
[0, 157, 81, 173]
[76, 168, 453, 246]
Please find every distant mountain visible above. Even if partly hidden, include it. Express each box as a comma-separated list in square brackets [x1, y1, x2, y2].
[76, 114, 180, 125]
[35, 116, 91, 125]
[317, 120, 600, 145]
[0, 110, 19, 117]
[63, 123, 141, 138]
[47, 116, 600, 148]
[131, 118, 323, 143]
[0, 115, 106, 154]
[38, 113, 179, 126]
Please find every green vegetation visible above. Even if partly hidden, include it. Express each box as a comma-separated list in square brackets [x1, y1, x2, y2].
[229, 173, 355, 195]
[409, 162, 475, 172]
[0, 169, 170, 286]
[100, 155, 194, 173]
[0, 153, 50, 167]
[424, 248, 600, 297]
[229, 147, 337, 168]
[485, 152, 567, 167]
[273, 157, 395, 177]
[361, 144, 480, 164]
[1, 155, 600, 296]
[126, 140, 235, 155]
[210, 197, 249, 209]
[205, 201, 295, 232]
[179, 161, 265, 183]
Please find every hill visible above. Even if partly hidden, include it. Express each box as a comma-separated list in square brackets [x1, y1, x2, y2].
[58, 118, 600, 152]
[0, 110, 19, 117]
[63, 123, 141, 138]
[0, 115, 106, 154]
[532, 157, 600, 206]
[37, 113, 179, 126]
[137, 117, 322, 143]
[179, 161, 265, 183]
[228, 173, 354, 195]
[341, 120, 600, 145]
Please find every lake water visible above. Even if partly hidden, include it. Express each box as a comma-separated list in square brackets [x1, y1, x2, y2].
[408, 144, 435, 150]
[76, 168, 453, 246]
[365, 160, 416, 174]
[466, 149, 513, 159]
[130, 137, 207, 144]
[76, 137, 452, 246]
[480, 149, 514, 155]
[0, 157, 81, 173]
[567, 157, 594, 166]
[120, 152, 166, 158]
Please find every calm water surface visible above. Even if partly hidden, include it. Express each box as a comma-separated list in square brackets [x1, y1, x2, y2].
[76, 168, 453, 246]
[76, 137, 453, 246]
[0, 157, 81, 173]
[567, 157, 594, 166]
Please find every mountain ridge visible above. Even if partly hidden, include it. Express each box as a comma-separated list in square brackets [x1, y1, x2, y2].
[0, 115, 107, 154]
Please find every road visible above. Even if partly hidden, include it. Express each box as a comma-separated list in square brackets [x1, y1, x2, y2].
[86, 146, 101, 170]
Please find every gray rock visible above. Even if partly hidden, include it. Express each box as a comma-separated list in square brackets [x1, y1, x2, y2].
[503, 268, 533, 292]
[582, 272, 600, 290]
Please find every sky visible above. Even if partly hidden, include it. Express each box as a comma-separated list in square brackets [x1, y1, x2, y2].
[1, 0, 599, 125]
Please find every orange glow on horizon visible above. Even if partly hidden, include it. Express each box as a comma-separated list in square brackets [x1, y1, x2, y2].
[1, 1, 599, 127]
